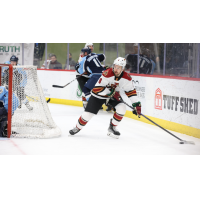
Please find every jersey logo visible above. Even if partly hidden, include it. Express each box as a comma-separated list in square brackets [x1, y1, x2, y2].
[0, 89, 3, 94]
[103, 71, 108, 76]
[109, 83, 119, 90]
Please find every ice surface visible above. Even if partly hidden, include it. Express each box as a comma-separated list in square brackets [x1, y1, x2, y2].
[0, 103, 200, 155]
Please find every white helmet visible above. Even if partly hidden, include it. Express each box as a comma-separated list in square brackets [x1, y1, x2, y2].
[85, 43, 93, 47]
[113, 57, 126, 69]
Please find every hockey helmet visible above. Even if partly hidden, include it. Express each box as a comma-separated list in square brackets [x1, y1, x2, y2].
[85, 43, 93, 47]
[81, 47, 91, 55]
[113, 57, 126, 69]
[10, 55, 19, 62]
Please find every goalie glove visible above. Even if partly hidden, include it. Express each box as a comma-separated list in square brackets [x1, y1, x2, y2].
[132, 102, 141, 117]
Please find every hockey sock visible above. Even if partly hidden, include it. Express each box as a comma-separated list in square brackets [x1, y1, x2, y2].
[76, 112, 95, 130]
[82, 95, 87, 102]
[112, 112, 124, 126]
[112, 103, 126, 126]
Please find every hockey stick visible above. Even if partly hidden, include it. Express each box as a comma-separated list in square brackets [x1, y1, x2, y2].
[52, 72, 87, 88]
[120, 98, 195, 145]
[26, 95, 51, 104]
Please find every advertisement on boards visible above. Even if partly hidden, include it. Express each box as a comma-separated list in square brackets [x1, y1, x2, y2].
[0, 43, 34, 65]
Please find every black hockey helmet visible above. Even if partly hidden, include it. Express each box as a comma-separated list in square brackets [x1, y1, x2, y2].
[81, 47, 91, 55]
[10, 55, 19, 62]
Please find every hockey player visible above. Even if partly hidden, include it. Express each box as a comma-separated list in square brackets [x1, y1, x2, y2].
[75, 47, 92, 109]
[81, 48, 106, 108]
[76, 47, 106, 109]
[0, 86, 19, 137]
[85, 43, 94, 53]
[69, 57, 141, 139]
[78, 43, 95, 63]
[2, 55, 33, 111]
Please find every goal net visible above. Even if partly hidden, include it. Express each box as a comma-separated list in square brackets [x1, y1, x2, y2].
[0, 64, 61, 138]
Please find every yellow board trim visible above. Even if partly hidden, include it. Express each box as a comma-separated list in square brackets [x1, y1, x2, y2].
[46, 98, 200, 139]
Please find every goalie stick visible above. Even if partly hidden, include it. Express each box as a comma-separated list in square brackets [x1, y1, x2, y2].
[119, 98, 195, 145]
[52, 72, 87, 88]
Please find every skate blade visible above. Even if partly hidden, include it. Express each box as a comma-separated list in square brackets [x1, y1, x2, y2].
[107, 132, 119, 139]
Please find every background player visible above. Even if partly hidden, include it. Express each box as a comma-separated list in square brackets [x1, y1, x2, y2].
[81, 48, 106, 102]
[75, 47, 92, 109]
[78, 43, 95, 63]
[0, 86, 19, 137]
[125, 50, 152, 74]
[2, 55, 33, 111]
[69, 57, 141, 139]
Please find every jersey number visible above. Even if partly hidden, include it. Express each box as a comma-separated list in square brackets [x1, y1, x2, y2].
[99, 78, 102, 84]
[93, 58, 101, 67]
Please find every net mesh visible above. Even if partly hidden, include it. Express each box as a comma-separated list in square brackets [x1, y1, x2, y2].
[1, 65, 61, 138]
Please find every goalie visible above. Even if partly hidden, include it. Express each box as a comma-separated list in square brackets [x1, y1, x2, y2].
[2, 55, 33, 111]
[69, 57, 141, 139]
[0, 86, 19, 137]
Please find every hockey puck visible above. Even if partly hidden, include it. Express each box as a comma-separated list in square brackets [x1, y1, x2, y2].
[179, 141, 184, 144]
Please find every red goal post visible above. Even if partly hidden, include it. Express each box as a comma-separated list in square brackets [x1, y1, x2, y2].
[0, 64, 13, 138]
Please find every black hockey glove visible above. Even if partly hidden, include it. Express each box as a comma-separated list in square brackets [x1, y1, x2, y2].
[75, 63, 80, 73]
[132, 102, 141, 117]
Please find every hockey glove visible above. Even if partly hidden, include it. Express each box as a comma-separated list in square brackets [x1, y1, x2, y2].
[132, 102, 141, 117]
[75, 63, 80, 73]
[107, 88, 115, 98]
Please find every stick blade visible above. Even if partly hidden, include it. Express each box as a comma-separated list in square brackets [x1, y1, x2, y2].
[180, 140, 195, 145]
[52, 85, 64, 88]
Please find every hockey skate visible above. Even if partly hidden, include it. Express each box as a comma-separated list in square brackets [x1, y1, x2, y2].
[69, 127, 80, 135]
[107, 119, 120, 139]
[106, 104, 112, 112]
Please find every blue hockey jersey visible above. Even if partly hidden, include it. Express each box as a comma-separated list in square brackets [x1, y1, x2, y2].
[0, 86, 19, 114]
[84, 54, 106, 76]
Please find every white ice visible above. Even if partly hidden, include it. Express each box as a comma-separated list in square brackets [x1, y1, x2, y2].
[0, 103, 200, 155]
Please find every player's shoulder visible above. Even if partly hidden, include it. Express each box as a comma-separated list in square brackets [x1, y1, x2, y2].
[102, 68, 114, 78]
[122, 71, 132, 81]
[80, 56, 86, 63]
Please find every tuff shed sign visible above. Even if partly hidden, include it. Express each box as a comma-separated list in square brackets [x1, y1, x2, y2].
[155, 88, 162, 110]
[163, 95, 198, 115]
[154, 88, 199, 115]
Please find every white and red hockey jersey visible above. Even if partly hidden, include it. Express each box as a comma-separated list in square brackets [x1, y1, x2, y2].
[91, 68, 137, 104]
